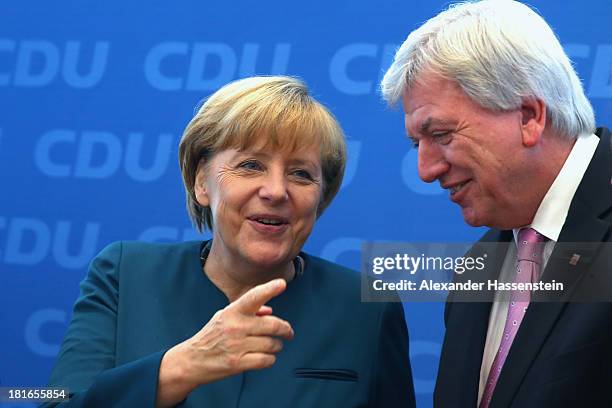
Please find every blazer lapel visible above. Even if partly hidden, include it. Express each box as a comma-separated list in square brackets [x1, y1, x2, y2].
[490, 129, 612, 408]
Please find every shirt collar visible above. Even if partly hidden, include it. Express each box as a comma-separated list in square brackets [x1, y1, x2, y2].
[512, 132, 599, 243]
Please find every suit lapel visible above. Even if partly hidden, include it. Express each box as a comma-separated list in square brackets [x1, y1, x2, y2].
[490, 129, 612, 408]
[439, 229, 511, 405]
[454, 229, 512, 301]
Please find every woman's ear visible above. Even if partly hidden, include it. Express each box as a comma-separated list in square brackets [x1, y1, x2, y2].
[194, 165, 209, 207]
[520, 97, 547, 147]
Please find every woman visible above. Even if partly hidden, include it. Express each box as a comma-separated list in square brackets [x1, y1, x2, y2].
[46, 76, 415, 407]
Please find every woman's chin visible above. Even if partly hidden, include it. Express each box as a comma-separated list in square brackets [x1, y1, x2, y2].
[242, 247, 293, 271]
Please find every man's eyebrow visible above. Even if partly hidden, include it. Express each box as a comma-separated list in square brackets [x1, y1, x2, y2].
[420, 117, 455, 134]
[420, 117, 433, 134]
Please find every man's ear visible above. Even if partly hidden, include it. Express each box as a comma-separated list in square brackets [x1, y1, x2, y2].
[520, 97, 547, 147]
[194, 165, 209, 207]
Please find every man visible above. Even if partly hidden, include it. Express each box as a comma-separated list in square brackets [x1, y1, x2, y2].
[381, 1, 612, 407]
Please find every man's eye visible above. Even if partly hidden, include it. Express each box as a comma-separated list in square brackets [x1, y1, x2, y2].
[432, 131, 452, 143]
[238, 160, 262, 171]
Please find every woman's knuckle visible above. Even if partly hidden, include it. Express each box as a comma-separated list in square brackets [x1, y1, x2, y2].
[224, 353, 241, 369]
[221, 321, 242, 337]
[223, 337, 237, 349]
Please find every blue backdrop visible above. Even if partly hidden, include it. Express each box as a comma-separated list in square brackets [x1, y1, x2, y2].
[2, 1, 612, 406]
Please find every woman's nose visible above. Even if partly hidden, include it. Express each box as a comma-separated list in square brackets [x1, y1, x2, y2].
[258, 171, 289, 203]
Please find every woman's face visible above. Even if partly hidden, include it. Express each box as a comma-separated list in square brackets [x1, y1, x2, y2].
[196, 144, 323, 270]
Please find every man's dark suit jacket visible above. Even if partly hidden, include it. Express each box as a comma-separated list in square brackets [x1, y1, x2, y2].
[45, 241, 415, 407]
[435, 128, 612, 407]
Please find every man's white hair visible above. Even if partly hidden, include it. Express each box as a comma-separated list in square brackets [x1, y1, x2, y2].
[380, 0, 595, 139]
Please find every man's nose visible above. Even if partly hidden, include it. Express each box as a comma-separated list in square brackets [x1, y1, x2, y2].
[417, 141, 449, 183]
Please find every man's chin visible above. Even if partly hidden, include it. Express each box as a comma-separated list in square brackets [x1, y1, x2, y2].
[461, 207, 485, 227]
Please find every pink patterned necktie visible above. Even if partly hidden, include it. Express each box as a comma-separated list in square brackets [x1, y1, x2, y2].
[479, 228, 548, 408]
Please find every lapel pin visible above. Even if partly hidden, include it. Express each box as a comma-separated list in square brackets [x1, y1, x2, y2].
[569, 254, 581, 266]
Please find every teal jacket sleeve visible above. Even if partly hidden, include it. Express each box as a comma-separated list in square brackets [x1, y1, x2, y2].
[42, 242, 166, 408]
[370, 302, 416, 408]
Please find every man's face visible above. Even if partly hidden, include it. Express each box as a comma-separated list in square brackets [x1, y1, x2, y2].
[403, 72, 533, 229]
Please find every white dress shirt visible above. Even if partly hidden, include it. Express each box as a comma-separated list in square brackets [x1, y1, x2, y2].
[477, 132, 600, 405]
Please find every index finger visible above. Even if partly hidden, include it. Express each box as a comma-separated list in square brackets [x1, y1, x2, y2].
[231, 278, 287, 315]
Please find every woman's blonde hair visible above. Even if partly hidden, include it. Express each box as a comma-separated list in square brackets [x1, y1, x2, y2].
[179, 76, 347, 231]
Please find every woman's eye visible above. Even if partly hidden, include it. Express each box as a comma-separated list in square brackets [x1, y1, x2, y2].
[238, 160, 262, 171]
[291, 169, 313, 180]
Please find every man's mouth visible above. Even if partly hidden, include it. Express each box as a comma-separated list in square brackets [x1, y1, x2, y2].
[449, 182, 468, 195]
[443, 180, 471, 197]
